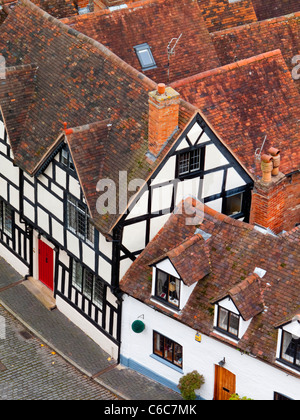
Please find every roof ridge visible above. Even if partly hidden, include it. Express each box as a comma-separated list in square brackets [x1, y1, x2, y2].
[62, 0, 198, 22]
[4, 63, 39, 74]
[171, 50, 283, 89]
[211, 9, 300, 37]
[167, 233, 204, 257]
[64, 119, 111, 135]
[19, 0, 156, 91]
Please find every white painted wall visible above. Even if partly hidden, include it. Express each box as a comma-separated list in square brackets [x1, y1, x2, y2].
[121, 295, 300, 400]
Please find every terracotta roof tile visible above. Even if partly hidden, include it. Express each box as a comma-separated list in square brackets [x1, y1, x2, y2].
[150, 234, 212, 286]
[171, 50, 300, 175]
[61, 0, 221, 84]
[198, 0, 257, 33]
[0, 0, 197, 234]
[211, 12, 300, 93]
[251, 0, 300, 21]
[213, 273, 265, 321]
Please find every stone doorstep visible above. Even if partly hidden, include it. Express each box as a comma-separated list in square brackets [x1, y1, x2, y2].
[23, 277, 56, 311]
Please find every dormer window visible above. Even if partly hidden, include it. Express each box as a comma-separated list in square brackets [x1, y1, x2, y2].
[150, 234, 211, 311]
[134, 43, 157, 71]
[213, 273, 264, 341]
[155, 269, 180, 309]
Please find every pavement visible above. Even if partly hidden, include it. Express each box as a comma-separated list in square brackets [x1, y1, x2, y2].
[0, 256, 182, 401]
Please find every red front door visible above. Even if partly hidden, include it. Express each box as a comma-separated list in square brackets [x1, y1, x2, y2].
[38, 240, 54, 291]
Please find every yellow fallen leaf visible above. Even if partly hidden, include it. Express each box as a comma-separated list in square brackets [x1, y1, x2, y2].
[51, 352, 56, 355]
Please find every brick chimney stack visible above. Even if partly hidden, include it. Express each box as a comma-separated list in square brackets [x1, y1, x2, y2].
[148, 83, 180, 157]
[250, 147, 285, 234]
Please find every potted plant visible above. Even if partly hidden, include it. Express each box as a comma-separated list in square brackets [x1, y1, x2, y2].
[178, 371, 205, 400]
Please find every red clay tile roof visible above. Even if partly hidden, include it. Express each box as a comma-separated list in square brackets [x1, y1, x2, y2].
[251, 0, 300, 21]
[61, 0, 221, 84]
[282, 225, 300, 243]
[0, 64, 38, 153]
[0, 0, 196, 233]
[171, 50, 300, 176]
[31, 0, 78, 17]
[121, 197, 300, 365]
[0, 0, 152, 175]
[211, 12, 300, 93]
[198, 0, 257, 33]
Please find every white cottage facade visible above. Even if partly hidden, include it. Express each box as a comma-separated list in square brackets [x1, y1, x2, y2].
[120, 200, 300, 401]
[121, 295, 300, 401]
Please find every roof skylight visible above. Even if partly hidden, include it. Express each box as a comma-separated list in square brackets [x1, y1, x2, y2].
[134, 43, 157, 71]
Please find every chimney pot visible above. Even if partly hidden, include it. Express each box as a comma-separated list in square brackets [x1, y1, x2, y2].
[268, 147, 280, 176]
[63, 122, 73, 135]
[261, 154, 273, 183]
[157, 83, 166, 95]
[268, 147, 280, 156]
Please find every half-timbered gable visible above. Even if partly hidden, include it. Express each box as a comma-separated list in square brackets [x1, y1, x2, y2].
[119, 112, 253, 277]
[19, 138, 120, 349]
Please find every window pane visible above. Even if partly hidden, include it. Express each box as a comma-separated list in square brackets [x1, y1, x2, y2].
[296, 341, 300, 367]
[174, 343, 183, 368]
[229, 313, 239, 336]
[225, 194, 243, 216]
[179, 152, 190, 175]
[72, 261, 83, 291]
[93, 279, 104, 310]
[83, 269, 93, 300]
[156, 270, 168, 300]
[281, 331, 295, 364]
[154, 332, 164, 357]
[87, 218, 94, 244]
[164, 338, 174, 363]
[190, 149, 201, 172]
[61, 149, 68, 166]
[68, 200, 77, 232]
[0, 201, 3, 230]
[69, 155, 75, 171]
[168, 278, 180, 307]
[218, 307, 229, 331]
[138, 49, 153, 67]
[4, 204, 12, 237]
[77, 210, 86, 237]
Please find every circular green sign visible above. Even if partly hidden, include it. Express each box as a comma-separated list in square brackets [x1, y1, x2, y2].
[131, 320, 145, 334]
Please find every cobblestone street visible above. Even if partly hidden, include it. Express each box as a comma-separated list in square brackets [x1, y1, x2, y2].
[0, 305, 118, 400]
